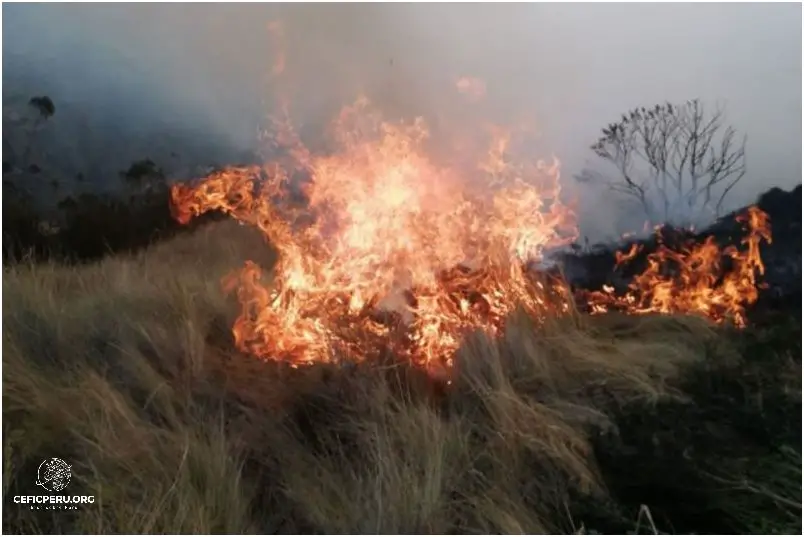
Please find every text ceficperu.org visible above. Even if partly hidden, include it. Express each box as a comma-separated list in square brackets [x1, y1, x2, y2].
[13, 495, 95, 510]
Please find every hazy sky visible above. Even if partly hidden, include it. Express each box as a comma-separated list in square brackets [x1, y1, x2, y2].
[3, 3, 801, 237]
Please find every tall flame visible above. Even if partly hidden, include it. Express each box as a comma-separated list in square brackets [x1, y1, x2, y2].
[169, 23, 771, 370]
[171, 96, 577, 371]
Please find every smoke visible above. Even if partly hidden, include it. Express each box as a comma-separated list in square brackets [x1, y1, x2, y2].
[3, 3, 801, 239]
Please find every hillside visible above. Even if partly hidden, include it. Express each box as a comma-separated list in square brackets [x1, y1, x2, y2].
[3, 5, 800, 533]
[3, 195, 801, 533]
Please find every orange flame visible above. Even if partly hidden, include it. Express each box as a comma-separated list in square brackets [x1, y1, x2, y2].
[584, 206, 772, 327]
[171, 96, 577, 372]
[170, 27, 771, 370]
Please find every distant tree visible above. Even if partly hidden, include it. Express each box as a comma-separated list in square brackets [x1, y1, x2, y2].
[576, 99, 747, 226]
[22, 95, 56, 167]
[119, 158, 167, 203]
[28, 95, 56, 120]
[2, 95, 59, 259]
[120, 158, 162, 184]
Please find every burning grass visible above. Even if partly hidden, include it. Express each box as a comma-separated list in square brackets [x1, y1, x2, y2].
[3, 18, 799, 533]
[3, 220, 800, 534]
[1, 51, 795, 531]
[169, 96, 772, 379]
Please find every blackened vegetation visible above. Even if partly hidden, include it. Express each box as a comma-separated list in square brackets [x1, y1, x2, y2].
[2, 94, 800, 532]
[558, 184, 802, 322]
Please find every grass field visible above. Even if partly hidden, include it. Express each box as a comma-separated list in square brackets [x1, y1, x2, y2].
[3, 221, 801, 534]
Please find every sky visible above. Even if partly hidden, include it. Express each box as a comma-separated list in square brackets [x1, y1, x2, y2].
[3, 3, 801, 238]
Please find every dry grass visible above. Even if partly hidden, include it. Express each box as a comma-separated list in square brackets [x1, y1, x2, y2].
[2, 221, 741, 534]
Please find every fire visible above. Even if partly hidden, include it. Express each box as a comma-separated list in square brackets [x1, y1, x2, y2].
[584, 206, 772, 327]
[169, 27, 772, 370]
[170, 96, 577, 372]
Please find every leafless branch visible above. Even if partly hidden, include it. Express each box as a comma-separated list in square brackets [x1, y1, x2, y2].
[580, 99, 747, 226]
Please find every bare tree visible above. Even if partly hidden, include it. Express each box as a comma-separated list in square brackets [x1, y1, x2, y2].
[576, 99, 746, 226]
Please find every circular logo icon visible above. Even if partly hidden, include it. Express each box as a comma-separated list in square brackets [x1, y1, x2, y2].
[35, 458, 71, 492]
